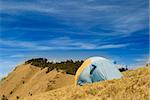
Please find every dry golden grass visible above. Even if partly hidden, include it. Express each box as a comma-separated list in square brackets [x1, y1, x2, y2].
[23, 65, 150, 100]
[1, 63, 149, 100]
[0, 64, 74, 100]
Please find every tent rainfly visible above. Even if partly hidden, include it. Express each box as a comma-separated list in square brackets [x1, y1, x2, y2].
[75, 57, 123, 85]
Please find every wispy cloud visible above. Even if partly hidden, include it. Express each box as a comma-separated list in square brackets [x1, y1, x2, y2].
[0, 37, 129, 50]
[49, 36, 129, 49]
[0, 0, 148, 75]
[8, 54, 25, 58]
[1, 1, 59, 14]
[0, 39, 52, 50]
[1, 0, 148, 36]
[135, 57, 149, 63]
[97, 44, 129, 49]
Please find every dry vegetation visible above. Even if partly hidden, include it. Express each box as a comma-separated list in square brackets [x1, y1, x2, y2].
[23, 65, 150, 100]
[25, 58, 83, 75]
[0, 64, 74, 100]
[0, 58, 149, 100]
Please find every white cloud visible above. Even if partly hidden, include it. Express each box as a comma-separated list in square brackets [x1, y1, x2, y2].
[0, 39, 53, 50]
[0, 37, 129, 50]
[1, 0, 148, 37]
[0, 39, 36, 48]
[1, 2, 59, 14]
[9, 54, 25, 58]
[112, 8, 148, 35]
[98, 44, 128, 49]
[135, 57, 149, 63]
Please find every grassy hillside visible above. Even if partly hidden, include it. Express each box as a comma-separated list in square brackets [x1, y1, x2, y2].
[1, 58, 148, 100]
[23, 65, 150, 100]
[0, 64, 74, 100]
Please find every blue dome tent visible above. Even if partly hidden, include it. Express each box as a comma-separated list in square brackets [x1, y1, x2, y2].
[75, 57, 123, 85]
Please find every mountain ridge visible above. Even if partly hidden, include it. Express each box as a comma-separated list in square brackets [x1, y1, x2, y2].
[0, 64, 74, 100]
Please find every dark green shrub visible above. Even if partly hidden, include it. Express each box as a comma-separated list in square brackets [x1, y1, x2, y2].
[25, 58, 83, 75]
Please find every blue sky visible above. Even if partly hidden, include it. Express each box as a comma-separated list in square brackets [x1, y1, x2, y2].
[0, 0, 149, 78]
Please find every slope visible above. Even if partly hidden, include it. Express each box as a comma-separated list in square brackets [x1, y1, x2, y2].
[0, 64, 74, 100]
[24, 66, 150, 100]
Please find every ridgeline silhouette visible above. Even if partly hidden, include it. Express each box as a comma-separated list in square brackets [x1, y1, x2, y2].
[25, 58, 84, 75]
[25, 58, 128, 75]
